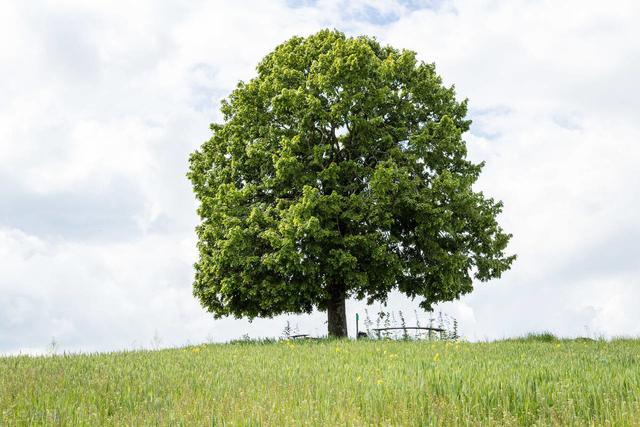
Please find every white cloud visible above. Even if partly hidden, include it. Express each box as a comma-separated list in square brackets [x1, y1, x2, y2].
[1, 0, 639, 353]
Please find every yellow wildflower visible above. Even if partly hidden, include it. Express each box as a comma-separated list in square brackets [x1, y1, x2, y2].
[433, 353, 440, 362]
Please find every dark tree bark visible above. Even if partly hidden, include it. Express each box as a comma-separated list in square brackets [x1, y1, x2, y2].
[327, 282, 348, 337]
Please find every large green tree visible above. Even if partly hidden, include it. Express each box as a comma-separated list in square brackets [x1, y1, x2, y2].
[188, 30, 515, 337]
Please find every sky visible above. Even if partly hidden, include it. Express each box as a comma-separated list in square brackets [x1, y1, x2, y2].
[1, 0, 639, 354]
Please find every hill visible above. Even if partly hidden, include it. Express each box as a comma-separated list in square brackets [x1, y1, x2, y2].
[2, 338, 639, 425]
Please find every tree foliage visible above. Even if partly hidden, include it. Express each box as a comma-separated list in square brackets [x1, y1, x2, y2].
[188, 30, 515, 333]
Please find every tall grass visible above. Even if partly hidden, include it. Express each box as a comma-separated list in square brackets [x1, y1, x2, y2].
[2, 339, 639, 425]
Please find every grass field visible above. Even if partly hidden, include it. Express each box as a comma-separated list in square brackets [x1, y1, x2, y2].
[2, 337, 639, 426]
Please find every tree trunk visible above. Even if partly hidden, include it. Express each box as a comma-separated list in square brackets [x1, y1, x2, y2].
[327, 283, 348, 338]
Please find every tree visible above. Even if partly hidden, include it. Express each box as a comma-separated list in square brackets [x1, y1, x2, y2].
[188, 30, 515, 338]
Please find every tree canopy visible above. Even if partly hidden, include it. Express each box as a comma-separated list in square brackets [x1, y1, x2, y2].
[188, 29, 515, 337]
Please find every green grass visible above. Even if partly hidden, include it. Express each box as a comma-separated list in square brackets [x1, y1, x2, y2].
[2, 338, 640, 426]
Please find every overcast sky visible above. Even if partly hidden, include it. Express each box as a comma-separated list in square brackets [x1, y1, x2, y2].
[1, 0, 639, 354]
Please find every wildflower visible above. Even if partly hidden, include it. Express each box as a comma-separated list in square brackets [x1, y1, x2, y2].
[377, 379, 384, 385]
[335, 347, 341, 353]
[356, 376, 363, 383]
[433, 353, 440, 362]
[192, 348, 200, 353]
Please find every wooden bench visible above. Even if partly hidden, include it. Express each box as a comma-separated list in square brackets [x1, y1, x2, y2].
[288, 334, 309, 339]
[372, 327, 445, 333]
[368, 326, 445, 338]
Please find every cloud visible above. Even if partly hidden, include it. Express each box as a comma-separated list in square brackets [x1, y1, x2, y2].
[1, 0, 639, 353]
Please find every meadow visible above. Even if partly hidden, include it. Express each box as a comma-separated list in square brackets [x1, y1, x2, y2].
[1, 337, 639, 426]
